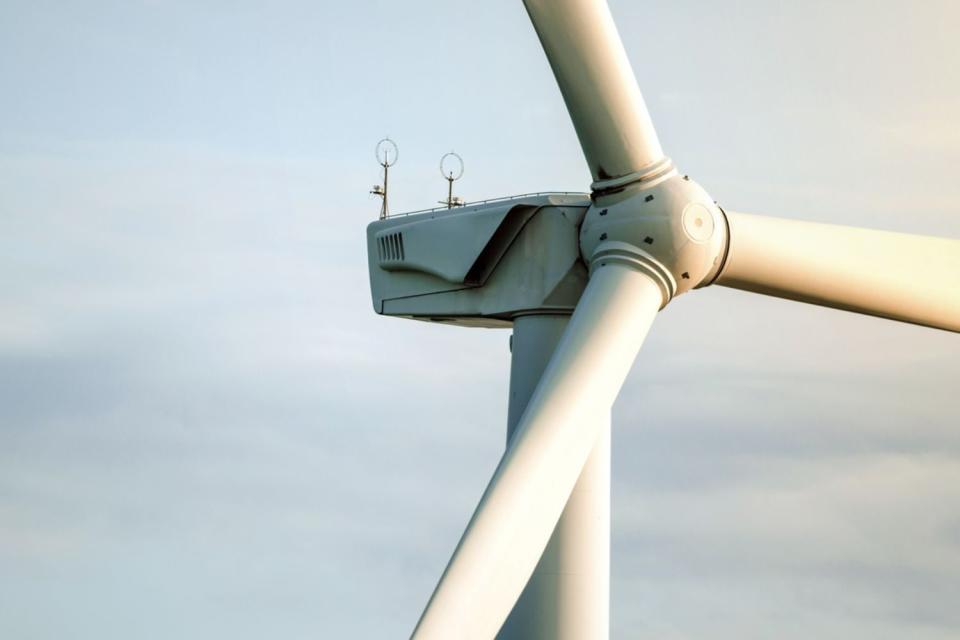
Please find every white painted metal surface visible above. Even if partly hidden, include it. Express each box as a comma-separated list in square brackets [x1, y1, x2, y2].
[498, 315, 610, 640]
[581, 173, 730, 302]
[717, 211, 960, 333]
[367, 195, 591, 325]
[523, 0, 667, 185]
[411, 265, 661, 639]
[363, 1, 960, 636]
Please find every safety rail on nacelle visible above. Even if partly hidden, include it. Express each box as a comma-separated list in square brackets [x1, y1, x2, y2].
[384, 191, 588, 219]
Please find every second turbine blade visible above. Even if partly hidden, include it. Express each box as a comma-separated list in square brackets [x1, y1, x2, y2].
[412, 263, 663, 640]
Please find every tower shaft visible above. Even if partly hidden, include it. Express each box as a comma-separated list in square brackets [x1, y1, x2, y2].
[498, 314, 611, 640]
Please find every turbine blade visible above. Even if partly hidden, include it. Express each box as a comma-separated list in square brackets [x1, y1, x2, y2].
[523, 0, 666, 186]
[716, 211, 960, 332]
[412, 263, 663, 639]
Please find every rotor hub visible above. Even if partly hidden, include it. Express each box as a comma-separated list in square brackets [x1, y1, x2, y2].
[579, 167, 729, 306]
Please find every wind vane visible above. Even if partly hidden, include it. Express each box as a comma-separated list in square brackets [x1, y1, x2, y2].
[439, 151, 465, 209]
[371, 137, 397, 219]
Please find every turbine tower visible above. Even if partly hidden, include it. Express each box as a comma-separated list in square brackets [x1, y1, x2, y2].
[364, 1, 960, 638]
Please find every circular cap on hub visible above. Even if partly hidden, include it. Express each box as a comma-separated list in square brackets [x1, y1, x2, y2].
[681, 203, 715, 243]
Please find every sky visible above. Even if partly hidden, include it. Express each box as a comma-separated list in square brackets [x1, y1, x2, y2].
[1, 0, 959, 638]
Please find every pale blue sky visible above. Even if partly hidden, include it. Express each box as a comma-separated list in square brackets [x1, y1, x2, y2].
[1, 1, 959, 638]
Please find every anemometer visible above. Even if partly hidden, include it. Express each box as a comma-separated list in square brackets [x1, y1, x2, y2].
[439, 152, 465, 209]
[370, 137, 397, 220]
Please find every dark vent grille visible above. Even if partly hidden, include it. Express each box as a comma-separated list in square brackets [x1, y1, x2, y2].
[378, 232, 404, 261]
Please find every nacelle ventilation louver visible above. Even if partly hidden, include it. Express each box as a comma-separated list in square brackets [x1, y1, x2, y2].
[377, 232, 405, 263]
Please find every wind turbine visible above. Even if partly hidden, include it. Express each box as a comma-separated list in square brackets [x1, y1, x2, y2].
[365, 0, 960, 637]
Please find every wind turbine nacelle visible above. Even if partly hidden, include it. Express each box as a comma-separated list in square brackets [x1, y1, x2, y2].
[366, 194, 592, 327]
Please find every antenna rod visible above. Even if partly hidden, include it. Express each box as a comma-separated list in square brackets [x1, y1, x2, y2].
[382, 161, 389, 219]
